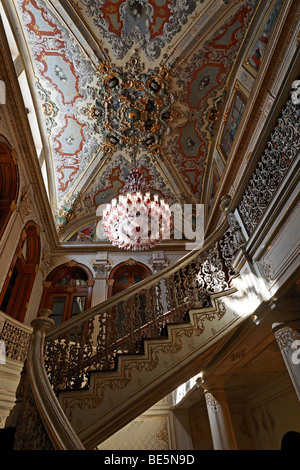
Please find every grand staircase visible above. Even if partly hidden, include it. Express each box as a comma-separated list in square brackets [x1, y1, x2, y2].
[6, 202, 258, 450]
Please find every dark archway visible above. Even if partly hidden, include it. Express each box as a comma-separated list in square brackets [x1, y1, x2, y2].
[108, 260, 152, 337]
[0, 137, 19, 240]
[39, 263, 94, 326]
[0, 221, 40, 322]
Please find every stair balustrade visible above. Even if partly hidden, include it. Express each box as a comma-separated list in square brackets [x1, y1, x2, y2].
[10, 212, 245, 449]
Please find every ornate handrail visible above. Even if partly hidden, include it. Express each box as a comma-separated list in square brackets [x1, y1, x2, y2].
[26, 310, 85, 450]
[21, 201, 239, 449]
[46, 218, 229, 342]
[0, 311, 32, 363]
[43, 216, 240, 391]
[238, 96, 300, 235]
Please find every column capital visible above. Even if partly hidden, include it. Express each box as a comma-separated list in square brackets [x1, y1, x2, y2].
[197, 375, 228, 393]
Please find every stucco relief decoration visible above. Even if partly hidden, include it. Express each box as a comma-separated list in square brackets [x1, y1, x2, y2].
[87, 53, 182, 157]
[274, 327, 300, 359]
[238, 97, 300, 234]
[18, 190, 33, 220]
[79, 0, 197, 60]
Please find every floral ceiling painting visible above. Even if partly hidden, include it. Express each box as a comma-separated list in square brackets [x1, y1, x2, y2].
[9, 0, 272, 239]
[73, 0, 198, 60]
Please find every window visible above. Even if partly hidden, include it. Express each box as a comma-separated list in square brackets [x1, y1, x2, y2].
[39, 264, 93, 325]
[108, 261, 151, 337]
[0, 221, 40, 322]
[0, 2, 19, 61]
[0, 138, 19, 240]
[219, 87, 247, 160]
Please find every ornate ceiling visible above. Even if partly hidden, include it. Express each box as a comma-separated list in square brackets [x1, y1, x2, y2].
[6, 0, 276, 241]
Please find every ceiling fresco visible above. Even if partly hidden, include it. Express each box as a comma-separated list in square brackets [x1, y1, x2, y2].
[10, 0, 264, 239]
[73, 0, 198, 60]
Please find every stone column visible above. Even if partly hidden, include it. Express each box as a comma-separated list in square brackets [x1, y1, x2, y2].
[198, 376, 238, 450]
[91, 252, 111, 345]
[91, 252, 110, 307]
[272, 319, 300, 401]
[265, 299, 300, 401]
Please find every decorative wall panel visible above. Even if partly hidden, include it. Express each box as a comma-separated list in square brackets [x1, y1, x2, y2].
[98, 415, 170, 450]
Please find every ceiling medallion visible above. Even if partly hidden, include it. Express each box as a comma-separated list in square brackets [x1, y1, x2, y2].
[89, 53, 181, 156]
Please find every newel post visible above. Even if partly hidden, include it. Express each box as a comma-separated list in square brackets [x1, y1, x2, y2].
[27, 309, 86, 449]
[31, 308, 55, 335]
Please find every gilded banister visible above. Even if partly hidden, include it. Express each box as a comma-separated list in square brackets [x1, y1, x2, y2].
[27, 309, 85, 450]
[46, 218, 229, 342]
[44, 217, 240, 391]
[25, 211, 240, 448]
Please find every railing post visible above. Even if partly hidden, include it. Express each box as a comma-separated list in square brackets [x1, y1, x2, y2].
[26, 308, 85, 449]
[31, 308, 54, 335]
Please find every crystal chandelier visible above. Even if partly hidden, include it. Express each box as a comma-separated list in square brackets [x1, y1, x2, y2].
[102, 167, 171, 251]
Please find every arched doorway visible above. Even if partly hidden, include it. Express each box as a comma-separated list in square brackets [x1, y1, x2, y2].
[39, 263, 93, 326]
[0, 137, 19, 240]
[108, 260, 151, 338]
[0, 221, 40, 322]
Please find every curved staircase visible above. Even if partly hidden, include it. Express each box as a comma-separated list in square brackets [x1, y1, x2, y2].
[7, 207, 258, 450]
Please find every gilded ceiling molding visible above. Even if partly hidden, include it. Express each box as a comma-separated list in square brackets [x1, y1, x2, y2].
[87, 54, 182, 157]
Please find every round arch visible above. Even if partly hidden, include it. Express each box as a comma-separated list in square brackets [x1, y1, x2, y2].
[107, 260, 152, 337]
[0, 136, 19, 240]
[0, 220, 40, 322]
[107, 260, 152, 298]
[39, 262, 94, 326]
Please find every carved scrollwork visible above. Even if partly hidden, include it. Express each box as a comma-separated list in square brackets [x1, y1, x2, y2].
[196, 244, 229, 294]
[238, 98, 300, 234]
[205, 392, 221, 413]
[219, 228, 239, 278]
[274, 326, 300, 357]
[0, 320, 31, 363]
[44, 240, 232, 392]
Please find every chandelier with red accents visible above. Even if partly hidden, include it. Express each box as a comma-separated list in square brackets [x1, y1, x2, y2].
[102, 167, 171, 251]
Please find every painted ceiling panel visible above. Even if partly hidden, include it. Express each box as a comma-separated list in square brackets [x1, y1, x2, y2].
[15, 0, 101, 203]
[10, 0, 263, 237]
[166, 0, 257, 195]
[70, 0, 200, 60]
